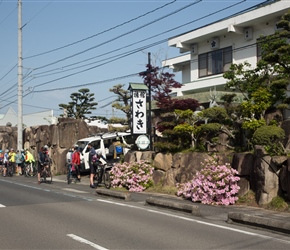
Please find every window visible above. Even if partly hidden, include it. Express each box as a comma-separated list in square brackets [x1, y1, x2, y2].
[198, 46, 232, 77]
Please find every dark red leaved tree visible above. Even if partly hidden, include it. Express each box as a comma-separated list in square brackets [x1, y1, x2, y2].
[139, 64, 183, 111]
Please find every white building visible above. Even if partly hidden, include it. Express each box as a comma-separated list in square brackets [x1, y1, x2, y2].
[0, 107, 58, 127]
[163, 0, 290, 110]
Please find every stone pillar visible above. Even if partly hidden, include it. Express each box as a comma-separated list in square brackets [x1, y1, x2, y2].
[253, 146, 279, 205]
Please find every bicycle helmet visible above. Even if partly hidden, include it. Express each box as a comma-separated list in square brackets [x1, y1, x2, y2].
[96, 149, 102, 155]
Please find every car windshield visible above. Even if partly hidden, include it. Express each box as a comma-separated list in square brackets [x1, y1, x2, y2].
[76, 141, 88, 153]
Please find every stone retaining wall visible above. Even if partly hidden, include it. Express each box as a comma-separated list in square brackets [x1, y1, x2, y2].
[1, 118, 290, 205]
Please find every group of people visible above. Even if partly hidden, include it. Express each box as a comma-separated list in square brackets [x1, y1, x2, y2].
[0, 148, 35, 177]
[0, 146, 52, 185]
[1, 143, 108, 188]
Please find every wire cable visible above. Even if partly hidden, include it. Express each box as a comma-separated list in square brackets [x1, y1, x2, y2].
[29, 0, 246, 79]
[30, 0, 202, 71]
[25, 0, 177, 59]
[21, 0, 54, 29]
[0, 5, 17, 26]
[0, 0, 246, 101]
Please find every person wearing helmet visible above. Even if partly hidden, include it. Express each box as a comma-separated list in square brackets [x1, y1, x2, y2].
[71, 145, 81, 182]
[0, 150, 3, 166]
[15, 150, 23, 175]
[87, 143, 97, 188]
[8, 148, 16, 174]
[37, 146, 50, 184]
[2, 149, 9, 177]
[25, 148, 35, 175]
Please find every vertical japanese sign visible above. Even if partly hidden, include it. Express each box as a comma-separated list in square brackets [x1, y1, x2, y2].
[132, 90, 147, 134]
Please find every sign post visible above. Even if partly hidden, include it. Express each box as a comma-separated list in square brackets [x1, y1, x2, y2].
[129, 83, 150, 150]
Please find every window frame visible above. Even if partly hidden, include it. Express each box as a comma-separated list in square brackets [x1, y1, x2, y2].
[198, 46, 233, 78]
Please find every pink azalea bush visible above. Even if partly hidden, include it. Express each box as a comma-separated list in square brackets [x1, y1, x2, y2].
[177, 157, 240, 205]
[110, 160, 154, 192]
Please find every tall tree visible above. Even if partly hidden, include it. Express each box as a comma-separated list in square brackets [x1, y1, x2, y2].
[59, 88, 98, 119]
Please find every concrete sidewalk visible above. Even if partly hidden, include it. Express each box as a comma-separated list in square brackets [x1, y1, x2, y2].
[53, 174, 290, 235]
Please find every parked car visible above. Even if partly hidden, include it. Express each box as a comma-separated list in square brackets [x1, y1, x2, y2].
[74, 132, 132, 172]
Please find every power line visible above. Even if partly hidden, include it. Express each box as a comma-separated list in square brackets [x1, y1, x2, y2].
[30, 0, 202, 71]
[25, 0, 177, 59]
[34, 42, 261, 94]
[0, 40, 264, 112]
[0, 1, 262, 110]
[29, 0, 245, 80]
[1, 0, 246, 102]
[0, 5, 17, 26]
[21, 0, 54, 29]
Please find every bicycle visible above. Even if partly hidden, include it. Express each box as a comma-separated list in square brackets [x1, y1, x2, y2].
[6, 162, 14, 177]
[24, 161, 37, 177]
[40, 161, 52, 184]
[93, 161, 112, 189]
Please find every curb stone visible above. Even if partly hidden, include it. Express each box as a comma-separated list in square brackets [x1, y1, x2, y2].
[96, 189, 132, 201]
[146, 197, 201, 216]
[228, 212, 290, 234]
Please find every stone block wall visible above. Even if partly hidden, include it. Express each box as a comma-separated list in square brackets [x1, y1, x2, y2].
[0, 119, 102, 175]
[124, 149, 290, 206]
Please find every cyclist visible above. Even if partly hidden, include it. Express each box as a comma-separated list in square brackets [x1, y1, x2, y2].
[0, 150, 3, 173]
[15, 150, 23, 175]
[87, 143, 99, 188]
[25, 148, 35, 174]
[37, 145, 50, 184]
[71, 145, 81, 182]
[2, 149, 9, 177]
[93, 149, 107, 185]
[8, 148, 16, 174]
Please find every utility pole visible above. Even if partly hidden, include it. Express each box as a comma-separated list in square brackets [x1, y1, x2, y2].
[17, 0, 23, 151]
[148, 52, 152, 151]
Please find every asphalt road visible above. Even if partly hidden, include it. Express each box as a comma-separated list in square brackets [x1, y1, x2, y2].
[0, 176, 290, 249]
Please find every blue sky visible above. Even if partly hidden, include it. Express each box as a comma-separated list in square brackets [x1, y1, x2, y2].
[0, 0, 268, 118]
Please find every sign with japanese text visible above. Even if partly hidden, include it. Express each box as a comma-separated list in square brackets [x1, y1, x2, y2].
[132, 90, 147, 134]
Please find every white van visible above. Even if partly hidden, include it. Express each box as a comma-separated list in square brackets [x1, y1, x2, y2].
[74, 132, 132, 172]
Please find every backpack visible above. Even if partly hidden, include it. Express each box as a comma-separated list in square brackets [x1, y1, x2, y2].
[115, 145, 123, 154]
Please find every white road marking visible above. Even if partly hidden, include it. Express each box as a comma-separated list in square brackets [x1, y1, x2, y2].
[97, 199, 290, 245]
[67, 234, 108, 250]
[62, 188, 88, 193]
[0, 204, 6, 208]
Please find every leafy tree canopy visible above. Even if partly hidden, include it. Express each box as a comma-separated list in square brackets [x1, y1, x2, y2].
[109, 84, 131, 123]
[59, 88, 98, 120]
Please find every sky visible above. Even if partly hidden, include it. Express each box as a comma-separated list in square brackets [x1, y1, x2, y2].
[0, 0, 269, 119]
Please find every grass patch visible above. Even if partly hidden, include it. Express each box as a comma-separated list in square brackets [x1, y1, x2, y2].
[237, 190, 258, 207]
[146, 185, 178, 196]
[264, 196, 289, 212]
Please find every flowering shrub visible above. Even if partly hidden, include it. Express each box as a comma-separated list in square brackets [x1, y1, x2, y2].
[110, 160, 154, 192]
[177, 157, 240, 205]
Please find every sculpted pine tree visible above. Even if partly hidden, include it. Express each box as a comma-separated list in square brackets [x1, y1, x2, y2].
[109, 84, 131, 124]
[59, 88, 98, 119]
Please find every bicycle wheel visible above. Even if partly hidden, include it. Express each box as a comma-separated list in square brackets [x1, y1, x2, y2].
[47, 168, 52, 184]
[67, 164, 71, 184]
[8, 164, 13, 177]
[93, 172, 99, 187]
[103, 171, 111, 189]
[24, 164, 29, 177]
[32, 163, 37, 177]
